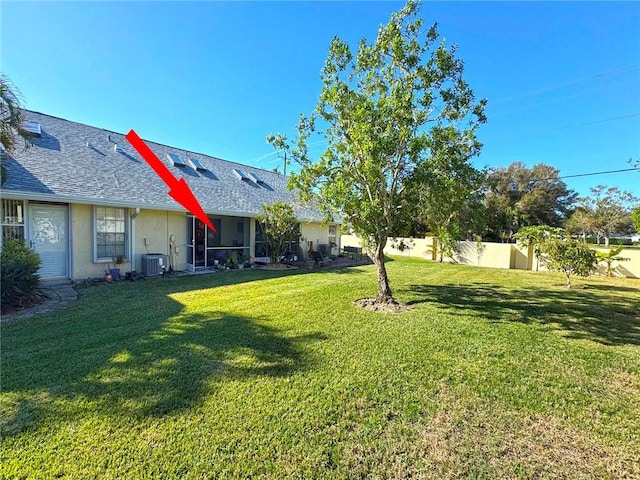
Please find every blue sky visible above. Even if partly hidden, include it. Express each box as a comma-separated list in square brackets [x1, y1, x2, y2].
[2, 1, 639, 198]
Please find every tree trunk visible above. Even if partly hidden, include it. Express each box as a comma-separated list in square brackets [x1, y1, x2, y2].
[565, 272, 572, 288]
[372, 242, 394, 303]
[604, 235, 610, 247]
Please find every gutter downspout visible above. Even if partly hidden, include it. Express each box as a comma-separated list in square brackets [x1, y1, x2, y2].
[131, 208, 141, 272]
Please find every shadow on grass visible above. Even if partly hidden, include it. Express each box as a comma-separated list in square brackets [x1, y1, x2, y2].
[75, 260, 369, 298]
[1, 290, 325, 436]
[408, 282, 640, 346]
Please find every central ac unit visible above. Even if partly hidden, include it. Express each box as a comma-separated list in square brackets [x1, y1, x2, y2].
[141, 254, 166, 277]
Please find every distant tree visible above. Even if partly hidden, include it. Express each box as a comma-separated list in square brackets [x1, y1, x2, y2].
[564, 207, 594, 241]
[255, 201, 301, 264]
[483, 162, 576, 241]
[269, 0, 486, 307]
[539, 237, 597, 288]
[0, 74, 30, 184]
[576, 185, 638, 246]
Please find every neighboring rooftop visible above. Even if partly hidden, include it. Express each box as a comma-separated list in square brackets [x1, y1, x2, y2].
[2, 111, 325, 221]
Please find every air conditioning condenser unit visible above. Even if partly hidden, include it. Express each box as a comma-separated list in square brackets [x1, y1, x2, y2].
[141, 254, 166, 277]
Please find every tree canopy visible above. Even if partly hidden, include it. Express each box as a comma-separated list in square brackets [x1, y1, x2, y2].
[270, 0, 486, 307]
[571, 185, 639, 246]
[483, 162, 576, 242]
[255, 201, 301, 265]
[0, 74, 30, 184]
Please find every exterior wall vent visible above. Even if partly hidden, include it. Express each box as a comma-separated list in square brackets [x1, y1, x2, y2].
[167, 153, 186, 167]
[233, 168, 249, 180]
[21, 121, 42, 137]
[248, 172, 265, 184]
[189, 158, 207, 172]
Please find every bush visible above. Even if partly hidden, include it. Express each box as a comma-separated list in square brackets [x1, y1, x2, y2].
[1, 238, 41, 309]
[609, 238, 633, 246]
[539, 238, 597, 288]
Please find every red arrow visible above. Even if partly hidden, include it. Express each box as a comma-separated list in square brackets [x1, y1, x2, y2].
[125, 129, 215, 231]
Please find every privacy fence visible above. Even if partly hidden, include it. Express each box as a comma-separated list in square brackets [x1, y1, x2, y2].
[340, 234, 640, 279]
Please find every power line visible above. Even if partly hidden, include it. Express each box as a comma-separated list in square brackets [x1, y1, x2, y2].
[537, 167, 638, 182]
[491, 63, 640, 105]
[551, 112, 640, 131]
[558, 167, 637, 180]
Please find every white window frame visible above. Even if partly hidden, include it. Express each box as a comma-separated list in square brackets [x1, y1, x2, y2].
[93, 206, 128, 262]
[1, 199, 26, 244]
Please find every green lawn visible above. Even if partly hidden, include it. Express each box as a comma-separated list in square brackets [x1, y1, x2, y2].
[1, 258, 639, 479]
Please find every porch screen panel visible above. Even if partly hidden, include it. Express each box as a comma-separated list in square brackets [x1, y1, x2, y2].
[95, 207, 126, 260]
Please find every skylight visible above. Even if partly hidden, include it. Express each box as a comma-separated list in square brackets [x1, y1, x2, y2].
[21, 121, 41, 137]
[233, 169, 249, 180]
[248, 172, 265, 184]
[167, 153, 186, 167]
[189, 158, 207, 172]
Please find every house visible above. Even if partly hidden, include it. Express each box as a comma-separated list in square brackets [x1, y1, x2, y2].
[0, 111, 339, 280]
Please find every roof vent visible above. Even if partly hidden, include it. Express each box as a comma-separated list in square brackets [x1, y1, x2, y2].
[167, 153, 186, 167]
[248, 172, 265, 184]
[189, 158, 207, 172]
[21, 121, 42, 137]
[114, 144, 125, 153]
[233, 168, 249, 180]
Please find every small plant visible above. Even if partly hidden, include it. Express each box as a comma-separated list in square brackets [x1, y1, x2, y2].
[539, 237, 597, 288]
[112, 252, 124, 268]
[595, 246, 629, 277]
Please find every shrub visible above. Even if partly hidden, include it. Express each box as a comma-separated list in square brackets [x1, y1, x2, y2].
[1, 238, 41, 309]
[539, 238, 597, 288]
[608, 237, 633, 246]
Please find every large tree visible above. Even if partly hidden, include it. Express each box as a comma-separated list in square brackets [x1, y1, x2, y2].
[483, 162, 576, 241]
[0, 74, 30, 184]
[270, 0, 486, 307]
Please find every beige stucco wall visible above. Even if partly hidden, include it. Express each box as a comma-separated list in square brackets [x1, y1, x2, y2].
[70, 205, 187, 279]
[133, 209, 187, 273]
[69, 204, 338, 278]
[593, 246, 640, 278]
[70, 204, 103, 279]
[454, 241, 513, 269]
[340, 234, 640, 279]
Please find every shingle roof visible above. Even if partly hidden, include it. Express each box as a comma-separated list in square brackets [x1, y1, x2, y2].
[1, 111, 326, 222]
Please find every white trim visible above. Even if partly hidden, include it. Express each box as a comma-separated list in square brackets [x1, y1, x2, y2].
[93, 205, 129, 262]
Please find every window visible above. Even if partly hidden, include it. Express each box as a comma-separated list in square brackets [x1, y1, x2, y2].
[94, 206, 127, 261]
[2, 199, 25, 241]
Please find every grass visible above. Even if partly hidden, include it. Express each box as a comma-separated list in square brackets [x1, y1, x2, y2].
[1, 258, 639, 479]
